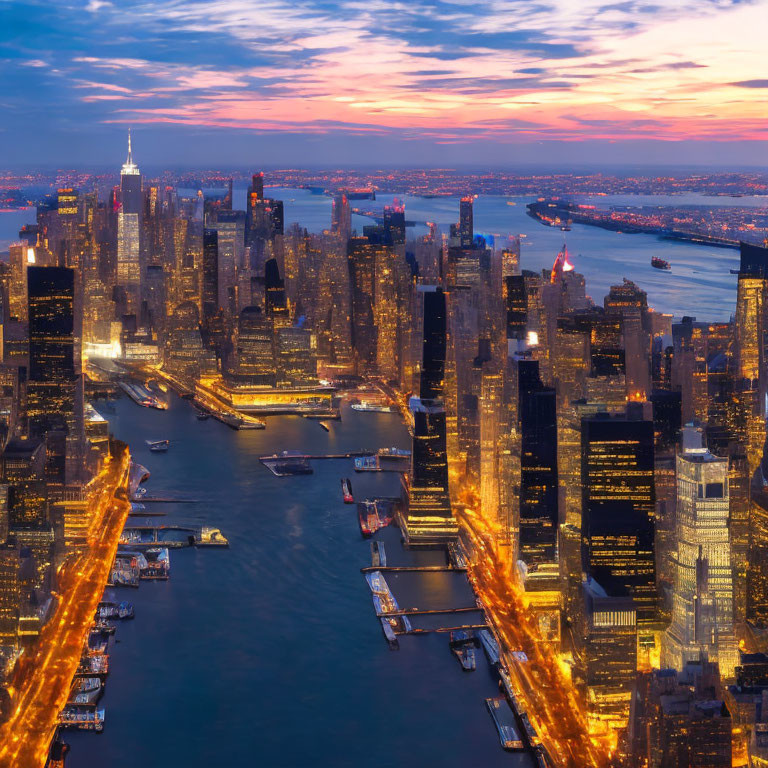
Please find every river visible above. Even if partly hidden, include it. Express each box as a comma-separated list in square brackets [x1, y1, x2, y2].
[66, 394, 532, 767]
[2, 188, 756, 321]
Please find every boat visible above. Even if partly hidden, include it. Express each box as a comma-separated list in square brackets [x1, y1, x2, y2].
[370, 540, 387, 567]
[97, 601, 134, 620]
[450, 630, 477, 671]
[341, 478, 354, 504]
[651, 256, 671, 270]
[365, 569, 412, 636]
[478, 629, 500, 667]
[486, 697, 525, 750]
[146, 439, 170, 452]
[142, 547, 170, 579]
[318, 421, 330, 432]
[195, 409, 210, 421]
[93, 621, 116, 635]
[357, 500, 394, 537]
[351, 402, 396, 414]
[58, 705, 105, 732]
[69, 677, 103, 705]
[260, 451, 313, 476]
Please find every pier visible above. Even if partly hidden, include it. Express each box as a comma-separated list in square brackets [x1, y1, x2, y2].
[406, 624, 489, 634]
[360, 565, 466, 573]
[120, 524, 229, 548]
[259, 451, 373, 462]
[376, 606, 481, 618]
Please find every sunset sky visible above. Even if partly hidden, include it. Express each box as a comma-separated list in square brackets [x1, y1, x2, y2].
[2, 0, 767, 166]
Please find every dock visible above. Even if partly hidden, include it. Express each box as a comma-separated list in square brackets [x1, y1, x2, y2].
[376, 606, 481, 618]
[486, 697, 525, 751]
[405, 624, 489, 635]
[120, 524, 228, 548]
[259, 451, 373, 462]
[360, 565, 466, 573]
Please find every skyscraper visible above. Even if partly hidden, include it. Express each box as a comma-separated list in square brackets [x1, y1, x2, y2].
[202, 228, 218, 320]
[404, 287, 457, 545]
[518, 358, 558, 565]
[459, 196, 474, 249]
[26, 266, 76, 438]
[116, 130, 141, 312]
[662, 427, 737, 678]
[581, 411, 657, 627]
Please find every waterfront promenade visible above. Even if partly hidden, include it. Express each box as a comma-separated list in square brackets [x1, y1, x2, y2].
[0, 447, 131, 767]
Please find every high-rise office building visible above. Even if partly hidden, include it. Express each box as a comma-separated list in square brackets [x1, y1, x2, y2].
[404, 287, 457, 545]
[26, 266, 76, 438]
[459, 196, 474, 249]
[581, 411, 657, 627]
[202, 228, 218, 319]
[662, 427, 737, 678]
[116, 130, 141, 311]
[518, 358, 558, 565]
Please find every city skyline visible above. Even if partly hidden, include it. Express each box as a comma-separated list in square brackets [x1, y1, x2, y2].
[2, 0, 768, 166]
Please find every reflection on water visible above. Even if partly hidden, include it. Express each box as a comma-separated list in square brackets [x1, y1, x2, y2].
[66, 396, 534, 768]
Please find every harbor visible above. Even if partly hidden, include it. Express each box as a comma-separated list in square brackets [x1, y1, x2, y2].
[67, 392, 533, 768]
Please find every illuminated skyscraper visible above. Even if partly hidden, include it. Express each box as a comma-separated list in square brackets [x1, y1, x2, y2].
[581, 410, 657, 628]
[662, 427, 737, 678]
[116, 130, 141, 312]
[459, 196, 474, 248]
[26, 266, 76, 438]
[332, 192, 351, 242]
[404, 287, 457, 545]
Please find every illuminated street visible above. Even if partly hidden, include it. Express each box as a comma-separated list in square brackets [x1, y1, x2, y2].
[458, 502, 614, 768]
[0, 448, 130, 768]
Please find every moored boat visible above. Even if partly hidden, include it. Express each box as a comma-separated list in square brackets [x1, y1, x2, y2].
[341, 478, 354, 504]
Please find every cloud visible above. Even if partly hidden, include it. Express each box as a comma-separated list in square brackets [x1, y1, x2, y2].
[730, 79, 768, 88]
[3, 0, 768, 151]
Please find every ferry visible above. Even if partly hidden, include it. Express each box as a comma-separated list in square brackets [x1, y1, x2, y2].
[651, 256, 671, 270]
[450, 630, 477, 671]
[58, 705, 105, 732]
[341, 478, 354, 504]
[146, 439, 170, 452]
[351, 402, 396, 414]
[143, 547, 170, 579]
[365, 569, 412, 637]
[485, 697, 525, 750]
[119, 381, 167, 410]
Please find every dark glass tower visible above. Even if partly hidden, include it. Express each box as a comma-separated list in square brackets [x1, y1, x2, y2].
[404, 287, 457, 545]
[264, 257, 287, 317]
[581, 412, 657, 627]
[202, 228, 219, 319]
[518, 359, 558, 564]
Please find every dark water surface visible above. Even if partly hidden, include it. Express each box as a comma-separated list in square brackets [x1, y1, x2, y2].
[67, 394, 533, 767]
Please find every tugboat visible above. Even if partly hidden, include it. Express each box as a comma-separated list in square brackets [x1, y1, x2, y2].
[145, 439, 170, 452]
[341, 478, 354, 504]
[651, 256, 671, 270]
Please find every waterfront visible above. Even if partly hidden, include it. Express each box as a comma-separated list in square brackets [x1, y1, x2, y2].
[67, 394, 533, 767]
[0, 189, 748, 321]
